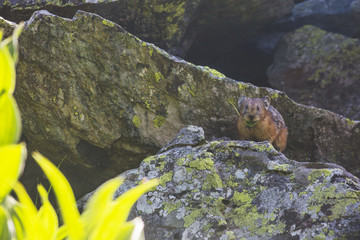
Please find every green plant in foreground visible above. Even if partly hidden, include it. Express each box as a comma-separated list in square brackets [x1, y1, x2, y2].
[0, 24, 158, 240]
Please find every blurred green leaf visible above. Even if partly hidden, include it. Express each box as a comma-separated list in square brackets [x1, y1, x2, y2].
[2, 195, 26, 240]
[114, 221, 134, 240]
[32, 152, 84, 240]
[82, 177, 123, 239]
[0, 22, 24, 64]
[92, 179, 158, 240]
[0, 23, 23, 147]
[36, 185, 58, 240]
[113, 179, 158, 224]
[120, 217, 145, 240]
[13, 182, 37, 216]
[10, 203, 25, 240]
[0, 206, 12, 240]
[13, 182, 37, 239]
[0, 44, 15, 95]
[0, 94, 22, 146]
[0, 143, 26, 201]
[6, 22, 24, 63]
[56, 225, 67, 240]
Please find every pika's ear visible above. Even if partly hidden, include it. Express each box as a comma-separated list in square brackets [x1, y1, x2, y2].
[238, 96, 246, 107]
[263, 96, 271, 110]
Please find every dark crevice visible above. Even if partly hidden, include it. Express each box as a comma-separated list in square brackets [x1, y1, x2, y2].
[76, 139, 110, 169]
[185, 40, 273, 87]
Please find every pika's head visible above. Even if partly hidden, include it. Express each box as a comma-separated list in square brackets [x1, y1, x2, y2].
[238, 96, 270, 127]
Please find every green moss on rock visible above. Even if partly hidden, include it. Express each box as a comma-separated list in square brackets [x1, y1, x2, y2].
[203, 66, 226, 79]
[238, 82, 248, 91]
[163, 200, 182, 215]
[183, 209, 202, 227]
[307, 169, 332, 182]
[154, 72, 164, 83]
[160, 171, 174, 187]
[251, 142, 275, 152]
[202, 173, 223, 190]
[188, 157, 214, 170]
[230, 190, 286, 235]
[132, 115, 141, 127]
[102, 19, 115, 27]
[153, 115, 166, 128]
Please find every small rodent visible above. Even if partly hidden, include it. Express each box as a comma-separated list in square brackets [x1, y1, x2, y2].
[236, 96, 288, 152]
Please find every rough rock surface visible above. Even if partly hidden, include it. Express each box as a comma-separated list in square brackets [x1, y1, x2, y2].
[0, 0, 294, 57]
[274, 0, 360, 38]
[179, 0, 294, 58]
[1, 11, 359, 198]
[254, 0, 360, 55]
[267, 25, 360, 120]
[79, 126, 360, 240]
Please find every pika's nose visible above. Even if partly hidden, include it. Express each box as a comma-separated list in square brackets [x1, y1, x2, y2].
[249, 115, 254, 121]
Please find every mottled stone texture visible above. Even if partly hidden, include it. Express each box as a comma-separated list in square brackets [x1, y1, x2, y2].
[1, 11, 359, 198]
[0, 0, 294, 56]
[255, 0, 360, 55]
[79, 126, 360, 240]
[272, 0, 360, 38]
[268, 25, 360, 120]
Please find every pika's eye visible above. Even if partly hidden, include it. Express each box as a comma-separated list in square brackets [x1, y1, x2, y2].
[245, 105, 249, 110]
[257, 106, 260, 111]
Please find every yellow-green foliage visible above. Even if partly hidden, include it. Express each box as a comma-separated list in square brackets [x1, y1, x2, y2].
[0, 24, 158, 240]
[0, 25, 22, 146]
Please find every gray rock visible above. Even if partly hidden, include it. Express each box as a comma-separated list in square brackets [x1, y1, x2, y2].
[254, 0, 360, 55]
[85, 126, 360, 240]
[1, 11, 359, 198]
[267, 25, 360, 120]
[0, 0, 294, 57]
[158, 125, 205, 153]
[178, 0, 294, 58]
[278, 0, 360, 37]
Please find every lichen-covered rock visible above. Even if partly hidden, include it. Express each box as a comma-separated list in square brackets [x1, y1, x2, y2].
[182, 0, 294, 60]
[158, 125, 206, 153]
[2, 11, 360, 198]
[254, 0, 360, 54]
[0, 0, 294, 56]
[79, 126, 360, 240]
[275, 0, 360, 38]
[267, 25, 360, 120]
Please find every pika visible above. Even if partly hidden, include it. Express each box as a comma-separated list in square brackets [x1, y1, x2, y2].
[236, 96, 288, 152]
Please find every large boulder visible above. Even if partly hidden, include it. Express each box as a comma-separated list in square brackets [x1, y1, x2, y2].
[179, 0, 294, 57]
[254, 0, 360, 55]
[0, 0, 294, 57]
[274, 0, 360, 38]
[79, 126, 360, 239]
[246, 0, 360, 87]
[1, 11, 359, 198]
[267, 25, 360, 120]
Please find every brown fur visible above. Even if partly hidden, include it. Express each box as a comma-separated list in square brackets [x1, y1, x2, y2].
[236, 96, 288, 152]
